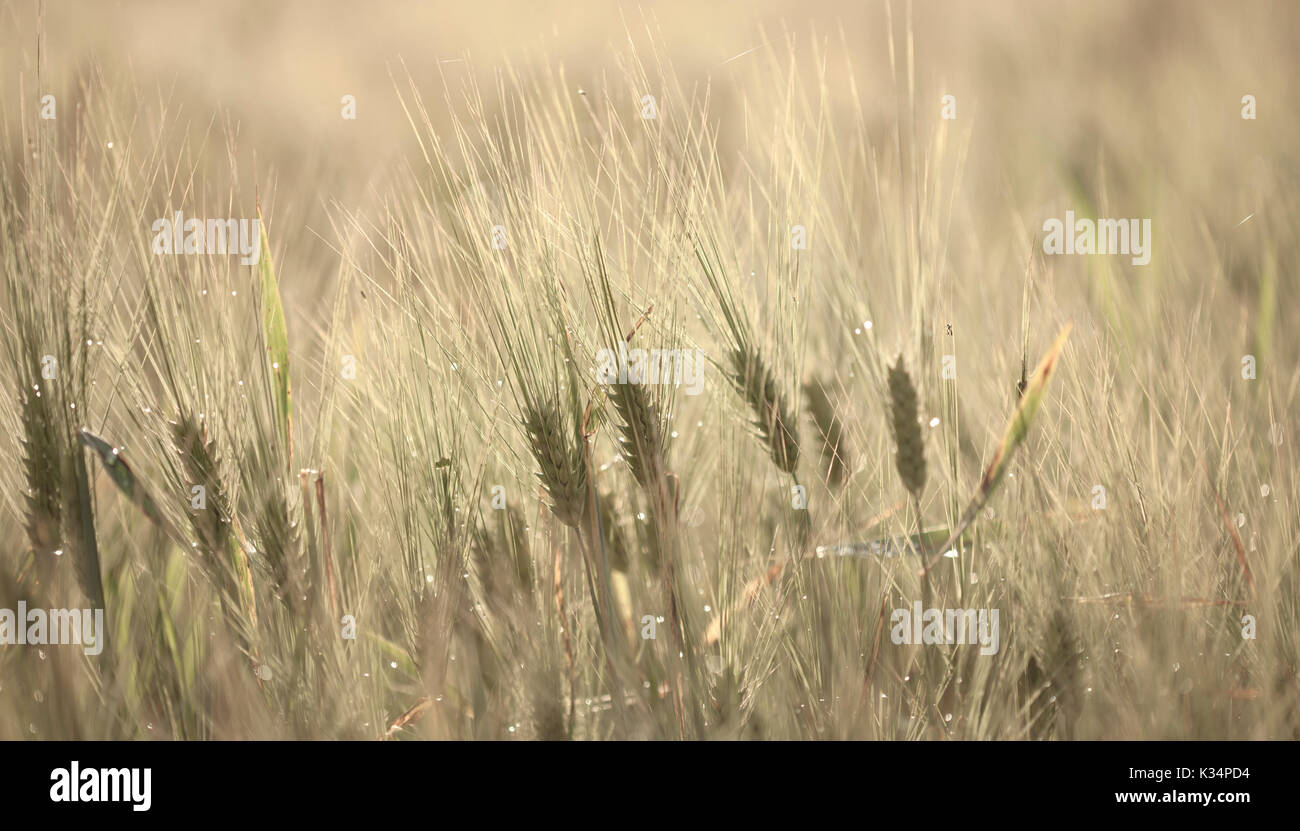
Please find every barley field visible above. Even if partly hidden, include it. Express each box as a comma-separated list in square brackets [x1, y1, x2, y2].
[0, 0, 1296, 740]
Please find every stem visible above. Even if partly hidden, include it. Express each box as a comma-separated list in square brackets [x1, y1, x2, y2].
[913, 491, 930, 610]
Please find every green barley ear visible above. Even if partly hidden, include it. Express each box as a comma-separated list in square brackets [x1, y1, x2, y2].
[251, 480, 297, 605]
[522, 400, 588, 529]
[803, 377, 849, 488]
[581, 238, 671, 490]
[171, 418, 229, 555]
[609, 375, 667, 489]
[730, 348, 800, 475]
[978, 323, 1071, 498]
[887, 356, 926, 497]
[692, 229, 799, 476]
[170, 417, 241, 605]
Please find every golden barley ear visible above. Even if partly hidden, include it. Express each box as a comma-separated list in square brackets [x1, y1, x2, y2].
[887, 356, 926, 497]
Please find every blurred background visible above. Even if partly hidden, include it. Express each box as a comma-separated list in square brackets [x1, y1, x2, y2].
[4, 0, 1296, 318]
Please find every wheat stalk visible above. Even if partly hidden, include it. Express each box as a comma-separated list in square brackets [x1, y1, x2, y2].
[919, 323, 1072, 577]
